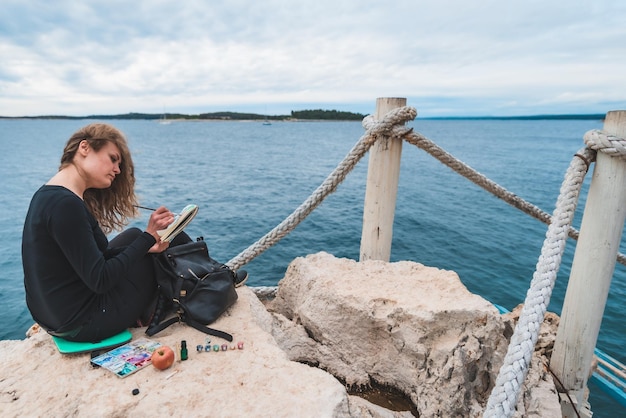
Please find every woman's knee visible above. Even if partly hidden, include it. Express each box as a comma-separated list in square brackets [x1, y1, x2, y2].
[109, 227, 143, 247]
[170, 231, 192, 246]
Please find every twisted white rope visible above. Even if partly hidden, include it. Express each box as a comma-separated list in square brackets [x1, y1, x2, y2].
[394, 128, 626, 267]
[483, 147, 593, 417]
[403, 131, 578, 231]
[484, 128, 626, 417]
[238, 121, 626, 277]
[226, 106, 416, 270]
[250, 286, 279, 300]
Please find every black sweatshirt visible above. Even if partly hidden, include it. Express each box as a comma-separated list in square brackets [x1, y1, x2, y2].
[22, 185, 155, 333]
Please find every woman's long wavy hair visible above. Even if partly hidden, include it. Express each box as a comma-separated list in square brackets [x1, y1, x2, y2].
[60, 123, 138, 234]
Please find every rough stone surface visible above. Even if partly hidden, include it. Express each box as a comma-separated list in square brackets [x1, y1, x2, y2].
[0, 252, 561, 417]
[266, 252, 561, 417]
[0, 288, 352, 418]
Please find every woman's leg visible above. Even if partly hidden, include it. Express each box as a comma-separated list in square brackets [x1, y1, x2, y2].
[69, 228, 159, 342]
[170, 231, 192, 246]
[71, 230, 195, 342]
[109, 227, 144, 247]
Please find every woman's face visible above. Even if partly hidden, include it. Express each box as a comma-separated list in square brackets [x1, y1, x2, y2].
[80, 140, 122, 189]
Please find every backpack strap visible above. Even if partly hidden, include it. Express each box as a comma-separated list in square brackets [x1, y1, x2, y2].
[145, 293, 175, 337]
[145, 316, 178, 337]
[185, 317, 233, 342]
[145, 314, 233, 342]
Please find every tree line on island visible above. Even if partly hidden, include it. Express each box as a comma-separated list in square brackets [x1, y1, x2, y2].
[1, 109, 366, 121]
[196, 109, 366, 121]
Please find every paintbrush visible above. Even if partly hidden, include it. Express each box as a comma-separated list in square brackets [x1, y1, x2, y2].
[134, 205, 158, 211]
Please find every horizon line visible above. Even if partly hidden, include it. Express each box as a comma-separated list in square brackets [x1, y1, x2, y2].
[0, 111, 607, 121]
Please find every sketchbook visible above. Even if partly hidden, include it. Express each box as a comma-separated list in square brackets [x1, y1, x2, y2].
[157, 204, 199, 242]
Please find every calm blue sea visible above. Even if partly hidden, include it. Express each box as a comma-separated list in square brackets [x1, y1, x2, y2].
[1, 118, 623, 415]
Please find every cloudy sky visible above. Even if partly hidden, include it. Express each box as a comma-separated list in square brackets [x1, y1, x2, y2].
[1, 0, 624, 117]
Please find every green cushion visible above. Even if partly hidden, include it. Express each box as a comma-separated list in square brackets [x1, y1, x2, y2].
[52, 329, 132, 354]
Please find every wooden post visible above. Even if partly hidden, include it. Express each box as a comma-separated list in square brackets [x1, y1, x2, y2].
[360, 97, 406, 261]
[550, 111, 626, 409]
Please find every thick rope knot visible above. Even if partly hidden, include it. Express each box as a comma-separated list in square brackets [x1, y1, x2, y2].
[362, 106, 417, 144]
[583, 129, 626, 160]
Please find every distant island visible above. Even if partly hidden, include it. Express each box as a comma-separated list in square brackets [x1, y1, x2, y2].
[0, 109, 607, 121]
[0, 109, 366, 121]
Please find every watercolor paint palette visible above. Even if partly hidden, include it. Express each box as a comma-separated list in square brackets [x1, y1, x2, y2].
[90, 339, 161, 378]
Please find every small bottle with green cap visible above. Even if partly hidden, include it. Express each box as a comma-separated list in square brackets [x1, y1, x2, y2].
[180, 340, 188, 361]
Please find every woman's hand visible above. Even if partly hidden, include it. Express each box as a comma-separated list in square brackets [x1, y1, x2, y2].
[148, 240, 170, 254]
[145, 206, 175, 253]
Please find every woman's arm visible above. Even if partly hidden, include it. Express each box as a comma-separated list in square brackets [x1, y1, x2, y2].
[49, 194, 156, 294]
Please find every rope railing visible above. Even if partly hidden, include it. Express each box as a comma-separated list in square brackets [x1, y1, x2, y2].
[226, 106, 626, 413]
[402, 130, 624, 266]
[483, 146, 593, 416]
[226, 106, 416, 271]
[484, 128, 626, 417]
[231, 108, 626, 273]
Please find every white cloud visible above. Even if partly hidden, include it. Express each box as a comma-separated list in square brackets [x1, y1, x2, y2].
[0, 0, 625, 116]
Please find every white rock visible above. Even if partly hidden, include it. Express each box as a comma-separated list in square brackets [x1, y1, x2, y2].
[266, 252, 561, 417]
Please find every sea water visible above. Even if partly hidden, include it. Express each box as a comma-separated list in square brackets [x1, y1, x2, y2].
[1, 118, 623, 415]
